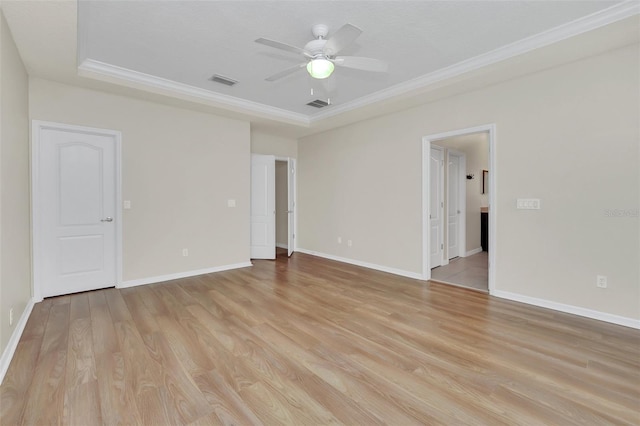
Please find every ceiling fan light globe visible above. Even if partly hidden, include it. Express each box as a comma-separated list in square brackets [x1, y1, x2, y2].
[307, 59, 334, 79]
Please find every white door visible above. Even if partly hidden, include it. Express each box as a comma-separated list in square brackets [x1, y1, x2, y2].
[36, 123, 118, 298]
[250, 154, 276, 259]
[448, 151, 461, 259]
[287, 158, 295, 257]
[430, 146, 444, 268]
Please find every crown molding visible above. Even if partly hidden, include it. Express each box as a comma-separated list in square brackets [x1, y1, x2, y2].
[310, 1, 640, 123]
[77, 2, 638, 127]
[78, 59, 311, 126]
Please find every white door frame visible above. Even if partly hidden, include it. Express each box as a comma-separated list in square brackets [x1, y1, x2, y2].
[31, 120, 123, 302]
[422, 124, 496, 293]
[447, 148, 466, 260]
[275, 156, 297, 253]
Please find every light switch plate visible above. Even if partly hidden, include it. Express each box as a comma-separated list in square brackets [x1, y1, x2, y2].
[227, 199, 236, 208]
[123, 200, 131, 209]
[517, 198, 541, 209]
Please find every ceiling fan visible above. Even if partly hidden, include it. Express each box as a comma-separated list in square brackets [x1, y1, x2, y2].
[255, 23, 388, 81]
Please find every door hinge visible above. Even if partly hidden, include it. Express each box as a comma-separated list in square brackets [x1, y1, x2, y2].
[441, 243, 444, 250]
[441, 202, 443, 208]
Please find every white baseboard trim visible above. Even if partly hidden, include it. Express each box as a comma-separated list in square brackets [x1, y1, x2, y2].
[118, 262, 253, 289]
[465, 247, 483, 257]
[492, 290, 640, 329]
[276, 243, 288, 249]
[296, 248, 423, 280]
[0, 297, 35, 385]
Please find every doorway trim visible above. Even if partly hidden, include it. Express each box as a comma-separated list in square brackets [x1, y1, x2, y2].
[31, 120, 123, 302]
[422, 124, 496, 293]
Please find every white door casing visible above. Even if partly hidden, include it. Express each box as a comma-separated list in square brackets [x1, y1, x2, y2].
[447, 150, 466, 259]
[422, 124, 496, 293]
[430, 146, 444, 268]
[250, 154, 276, 259]
[287, 158, 296, 257]
[32, 121, 121, 300]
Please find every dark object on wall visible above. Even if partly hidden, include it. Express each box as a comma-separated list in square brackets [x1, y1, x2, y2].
[482, 170, 488, 194]
[481, 211, 489, 251]
[466, 174, 474, 180]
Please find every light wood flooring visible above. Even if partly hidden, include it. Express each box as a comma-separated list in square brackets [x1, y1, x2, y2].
[1, 251, 639, 425]
[431, 251, 489, 291]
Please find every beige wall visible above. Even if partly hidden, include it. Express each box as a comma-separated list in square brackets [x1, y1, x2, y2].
[29, 78, 251, 282]
[251, 130, 297, 158]
[299, 44, 639, 320]
[0, 11, 32, 355]
[436, 133, 489, 253]
[275, 161, 288, 246]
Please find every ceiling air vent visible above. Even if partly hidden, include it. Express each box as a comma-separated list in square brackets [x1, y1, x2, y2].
[209, 74, 238, 86]
[306, 99, 329, 108]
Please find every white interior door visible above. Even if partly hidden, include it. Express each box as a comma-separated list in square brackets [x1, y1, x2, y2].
[37, 124, 118, 298]
[287, 158, 295, 257]
[448, 151, 461, 259]
[430, 146, 444, 268]
[250, 154, 276, 259]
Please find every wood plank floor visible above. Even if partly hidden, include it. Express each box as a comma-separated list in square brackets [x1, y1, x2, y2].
[2, 251, 639, 425]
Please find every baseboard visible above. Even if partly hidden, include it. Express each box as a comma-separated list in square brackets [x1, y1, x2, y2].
[0, 297, 35, 385]
[492, 290, 640, 329]
[465, 247, 483, 257]
[296, 248, 423, 280]
[118, 261, 253, 289]
[276, 243, 288, 249]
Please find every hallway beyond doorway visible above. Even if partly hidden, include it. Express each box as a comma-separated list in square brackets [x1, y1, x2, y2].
[431, 252, 488, 292]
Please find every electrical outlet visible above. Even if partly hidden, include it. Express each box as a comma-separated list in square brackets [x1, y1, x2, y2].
[182, 248, 189, 257]
[596, 275, 607, 288]
[337, 237, 342, 244]
[347, 240, 353, 247]
[123, 200, 131, 209]
[9, 307, 14, 326]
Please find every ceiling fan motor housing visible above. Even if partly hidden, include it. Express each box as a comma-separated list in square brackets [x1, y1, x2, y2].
[311, 24, 329, 39]
[304, 39, 328, 58]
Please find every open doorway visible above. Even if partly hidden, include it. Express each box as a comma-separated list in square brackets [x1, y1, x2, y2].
[422, 125, 495, 293]
[250, 154, 296, 260]
[275, 159, 293, 258]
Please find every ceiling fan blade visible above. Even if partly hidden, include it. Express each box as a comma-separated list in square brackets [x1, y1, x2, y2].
[255, 38, 310, 57]
[323, 23, 362, 56]
[333, 56, 388, 73]
[265, 63, 307, 81]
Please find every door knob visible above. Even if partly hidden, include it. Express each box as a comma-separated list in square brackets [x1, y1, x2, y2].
[101, 217, 113, 222]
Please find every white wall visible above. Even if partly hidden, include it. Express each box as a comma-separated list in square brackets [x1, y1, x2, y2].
[29, 78, 251, 282]
[0, 11, 32, 358]
[251, 130, 297, 158]
[298, 44, 639, 321]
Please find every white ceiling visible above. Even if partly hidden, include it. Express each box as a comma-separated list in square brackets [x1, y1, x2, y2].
[2, 1, 639, 136]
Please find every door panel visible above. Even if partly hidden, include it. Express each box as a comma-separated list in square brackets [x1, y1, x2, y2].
[448, 153, 460, 259]
[250, 154, 276, 259]
[39, 126, 117, 297]
[429, 146, 444, 268]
